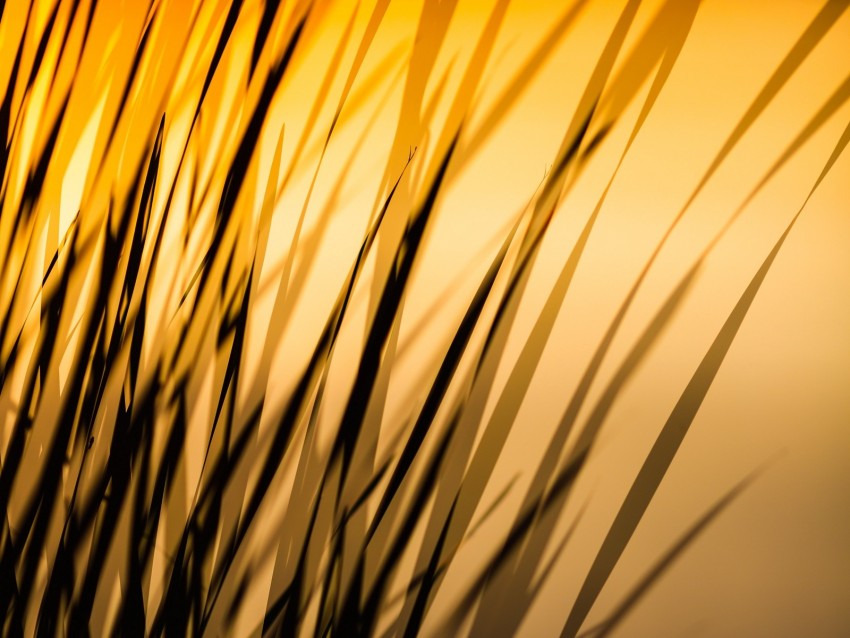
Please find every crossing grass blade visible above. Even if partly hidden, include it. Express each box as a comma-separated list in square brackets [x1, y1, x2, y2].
[0, 1, 846, 636]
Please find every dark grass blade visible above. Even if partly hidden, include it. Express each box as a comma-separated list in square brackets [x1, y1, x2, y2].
[560, 127, 849, 635]
[583, 465, 767, 638]
[0, 3, 845, 636]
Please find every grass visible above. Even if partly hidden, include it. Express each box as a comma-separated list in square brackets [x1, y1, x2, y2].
[0, 0, 847, 636]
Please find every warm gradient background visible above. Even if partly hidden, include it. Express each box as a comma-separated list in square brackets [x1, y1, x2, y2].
[0, 0, 848, 636]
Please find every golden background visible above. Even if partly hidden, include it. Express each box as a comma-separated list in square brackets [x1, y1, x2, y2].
[0, 0, 848, 635]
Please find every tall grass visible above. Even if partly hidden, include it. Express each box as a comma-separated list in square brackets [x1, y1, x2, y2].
[0, 0, 847, 636]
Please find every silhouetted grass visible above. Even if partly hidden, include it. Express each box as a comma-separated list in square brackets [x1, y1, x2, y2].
[0, 1, 847, 636]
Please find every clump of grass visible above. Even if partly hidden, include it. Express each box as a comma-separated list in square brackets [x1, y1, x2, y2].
[0, 1, 847, 636]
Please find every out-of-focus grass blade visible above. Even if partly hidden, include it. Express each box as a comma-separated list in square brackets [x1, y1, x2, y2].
[584, 466, 767, 638]
[560, 121, 850, 637]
